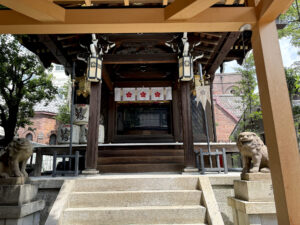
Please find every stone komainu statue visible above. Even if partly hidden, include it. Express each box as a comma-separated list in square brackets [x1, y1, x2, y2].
[0, 138, 33, 178]
[237, 132, 270, 174]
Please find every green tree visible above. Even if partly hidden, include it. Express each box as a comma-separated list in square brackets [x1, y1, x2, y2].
[55, 81, 71, 124]
[233, 54, 262, 136]
[0, 35, 57, 146]
[278, 0, 300, 48]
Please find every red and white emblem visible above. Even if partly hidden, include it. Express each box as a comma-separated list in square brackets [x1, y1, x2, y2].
[123, 88, 136, 101]
[137, 88, 150, 101]
[151, 87, 164, 101]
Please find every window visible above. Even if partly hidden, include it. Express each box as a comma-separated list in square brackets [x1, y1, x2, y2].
[54, 65, 64, 71]
[49, 134, 57, 145]
[116, 103, 171, 135]
[26, 133, 33, 141]
[230, 89, 236, 94]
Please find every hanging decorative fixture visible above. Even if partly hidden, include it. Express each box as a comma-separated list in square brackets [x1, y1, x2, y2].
[179, 56, 193, 81]
[178, 33, 194, 81]
[87, 56, 102, 82]
[86, 34, 103, 82]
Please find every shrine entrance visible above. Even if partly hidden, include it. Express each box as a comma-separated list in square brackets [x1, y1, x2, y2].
[116, 102, 172, 136]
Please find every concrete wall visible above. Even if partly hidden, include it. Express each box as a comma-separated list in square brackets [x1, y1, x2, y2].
[209, 175, 240, 225]
[30, 179, 64, 225]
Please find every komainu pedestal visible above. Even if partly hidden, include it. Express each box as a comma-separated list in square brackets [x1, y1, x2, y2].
[0, 178, 45, 225]
[228, 173, 278, 225]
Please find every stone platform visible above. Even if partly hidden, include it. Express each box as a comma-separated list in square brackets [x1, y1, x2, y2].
[0, 178, 45, 225]
[228, 173, 278, 225]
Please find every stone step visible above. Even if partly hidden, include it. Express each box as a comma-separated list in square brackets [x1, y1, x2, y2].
[62, 205, 207, 225]
[74, 177, 199, 192]
[68, 190, 202, 208]
[97, 163, 184, 173]
[98, 156, 184, 164]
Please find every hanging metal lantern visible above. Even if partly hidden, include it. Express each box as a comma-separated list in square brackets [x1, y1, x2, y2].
[87, 56, 102, 82]
[179, 56, 193, 81]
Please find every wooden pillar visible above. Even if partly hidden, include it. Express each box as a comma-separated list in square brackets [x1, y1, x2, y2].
[107, 92, 115, 143]
[172, 88, 181, 142]
[180, 81, 197, 171]
[84, 81, 102, 173]
[252, 21, 300, 225]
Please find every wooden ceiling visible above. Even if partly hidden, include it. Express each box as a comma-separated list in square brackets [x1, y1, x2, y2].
[0, 0, 294, 34]
[51, 0, 245, 8]
[19, 31, 251, 89]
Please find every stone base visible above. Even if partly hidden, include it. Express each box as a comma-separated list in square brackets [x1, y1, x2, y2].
[0, 200, 45, 219]
[82, 169, 100, 175]
[0, 211, 40, 225]
[229, 173, 277, 225]
[234, 180, 274, 202]
[241, 172, 271, 181]
[0, 177, 26, 185]
[182, 167, 199, 174]
[0, 184, 38, 205]
[228, 197, 277, 225]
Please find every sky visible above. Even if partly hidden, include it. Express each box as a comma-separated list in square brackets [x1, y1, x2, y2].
[221, 37, 300, 73]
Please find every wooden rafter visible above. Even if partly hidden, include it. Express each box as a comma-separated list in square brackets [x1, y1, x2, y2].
[102, 66, 114, 91]
[0, 7, 256, 34]
[165, 0, 219, 20]
[207, 32, 240, 75]
[0, 0, 65, 22]
[225, 0, 235, 4]
[38, 35, 72, 74]
[257, 0, 294, 23]
[84, 0, 92, 6]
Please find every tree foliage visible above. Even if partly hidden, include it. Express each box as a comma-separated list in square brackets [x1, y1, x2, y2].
[232, 54, 262, 136]
[55, 81, 71, 124]
[231, 54, 300, 141]
[278, 0, 300, 49]
[0, 35, 57, 146]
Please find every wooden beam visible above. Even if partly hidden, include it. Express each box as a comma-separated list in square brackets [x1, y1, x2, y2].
[102, 66, 113, 91]
[85, 82, 101, 171]
[165, 0, 219, 20]
[180, 81, 196, 170]
[257, 0, 294, 23]
[207, 32, 240, 75]
[0, 0, 65, 22]
[38, 35, 72, 74]
[252, 21, 300, 225]
[0, 7, 257, 34]
[103, 54, 178, 64]
[225, 0, 235, 4]
[84, 0, 92, 6]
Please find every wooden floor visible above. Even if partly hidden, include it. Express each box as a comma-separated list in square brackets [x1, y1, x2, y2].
[98, 145, 184, 173]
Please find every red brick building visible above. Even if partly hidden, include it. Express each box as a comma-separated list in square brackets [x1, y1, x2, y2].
[17, 99, 61, 145]
[212, 73, 243, 142]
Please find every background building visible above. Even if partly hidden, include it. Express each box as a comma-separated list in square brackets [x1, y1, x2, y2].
[212, 73, 243, 142]
[17, 64, 68, 145]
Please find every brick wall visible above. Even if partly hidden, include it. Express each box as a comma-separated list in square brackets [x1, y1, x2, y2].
[213, 101, 237, 141]
[213, 73, 242, 142]
[213, 73, 242, 95]
[17, 112, 58, 145]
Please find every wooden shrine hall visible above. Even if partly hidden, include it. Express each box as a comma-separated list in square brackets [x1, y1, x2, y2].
[0, 0, 299, 224]
[20, 32, 252, 173]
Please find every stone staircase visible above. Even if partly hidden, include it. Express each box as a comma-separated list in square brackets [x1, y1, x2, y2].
[54, 176, 210, 225]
